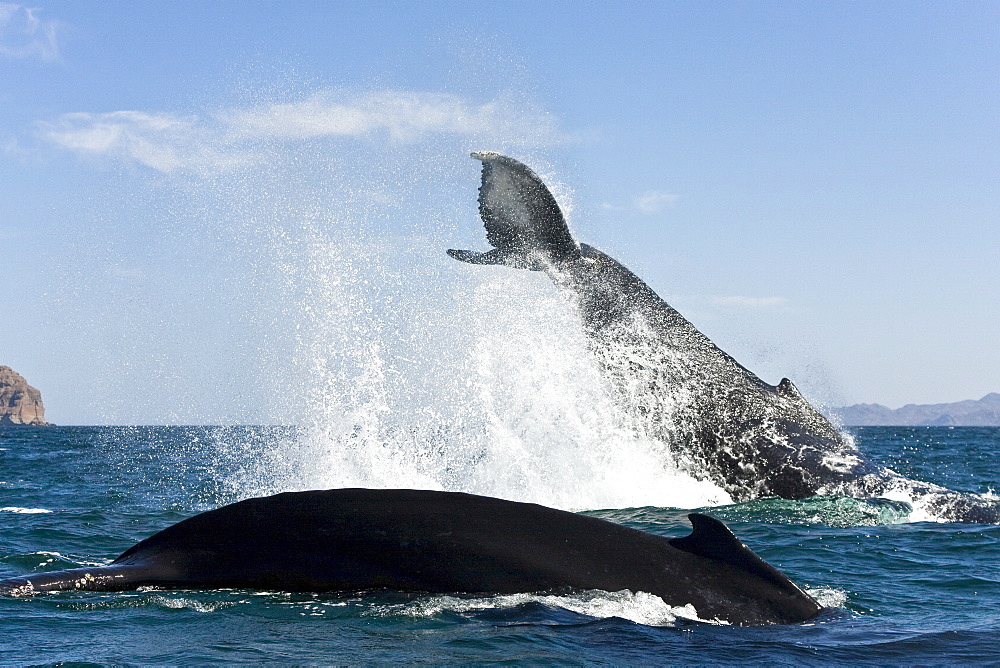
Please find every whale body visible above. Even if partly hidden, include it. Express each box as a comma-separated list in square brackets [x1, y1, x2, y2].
[0, 488, 821, 626]
[449, 152, 1000, 523]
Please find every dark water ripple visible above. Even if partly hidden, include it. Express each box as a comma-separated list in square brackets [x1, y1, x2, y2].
[2, 426, 999, 664]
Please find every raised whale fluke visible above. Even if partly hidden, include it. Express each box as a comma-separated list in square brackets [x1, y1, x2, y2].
[0, 488, 823, 626]
[449, 151, 1000, 524]
[447, 151, 580, 270]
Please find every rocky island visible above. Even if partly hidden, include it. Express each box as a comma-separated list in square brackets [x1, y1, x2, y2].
[0, 366, 51, 426]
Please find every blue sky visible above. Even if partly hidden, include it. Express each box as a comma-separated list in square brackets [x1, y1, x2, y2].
[2, 1, 998, 425]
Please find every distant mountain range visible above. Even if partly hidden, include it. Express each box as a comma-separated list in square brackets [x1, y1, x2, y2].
[834, 393, 1000, 426]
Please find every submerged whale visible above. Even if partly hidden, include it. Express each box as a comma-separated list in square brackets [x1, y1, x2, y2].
[0, 488, 821, 625]
[449, 152, 1000, 523]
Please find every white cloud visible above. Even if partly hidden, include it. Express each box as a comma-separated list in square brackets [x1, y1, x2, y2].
[713, 296, 789, 309]
[0, 3, 59, 61]
[601, 190, 679, 213]
[633, 190, 678, 214]
[37, 90, 560, 174]
[222, 91, 506, 142]
[37, 110, 244, 174]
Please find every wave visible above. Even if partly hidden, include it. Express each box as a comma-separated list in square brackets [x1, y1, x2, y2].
[363, 589, 727, 627]
[0, 507, 52, 514]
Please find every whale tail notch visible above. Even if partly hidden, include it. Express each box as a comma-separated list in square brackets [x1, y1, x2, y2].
[447, 152, 581, 271]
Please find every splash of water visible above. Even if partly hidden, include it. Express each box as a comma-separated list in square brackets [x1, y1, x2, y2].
[228, 224, 730, 511]
[57, 86, 732, 511]
[364, 589, 721, 627]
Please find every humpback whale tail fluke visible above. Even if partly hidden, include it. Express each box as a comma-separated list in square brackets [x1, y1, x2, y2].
[447, 152, 581, 271]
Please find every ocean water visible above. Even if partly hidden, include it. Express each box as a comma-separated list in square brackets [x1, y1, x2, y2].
[2, 425, 999, 664]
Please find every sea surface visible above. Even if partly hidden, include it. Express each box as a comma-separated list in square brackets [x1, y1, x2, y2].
[2, 425, 999, 664]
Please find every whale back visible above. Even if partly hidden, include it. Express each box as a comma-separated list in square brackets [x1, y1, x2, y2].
[0, 489, 822, 625]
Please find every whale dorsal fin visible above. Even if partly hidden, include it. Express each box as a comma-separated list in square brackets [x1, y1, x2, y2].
[447, 152, 581, 269]
[777, 377, 803, 400]
[669, 514, 799, 589]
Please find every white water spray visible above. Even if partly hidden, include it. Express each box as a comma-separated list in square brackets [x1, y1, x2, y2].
[56, 86, 730, 511]
[242, 223, 730, 510]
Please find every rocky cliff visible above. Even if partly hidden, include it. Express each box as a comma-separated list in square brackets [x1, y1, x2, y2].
[0, 366, 50, 426]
